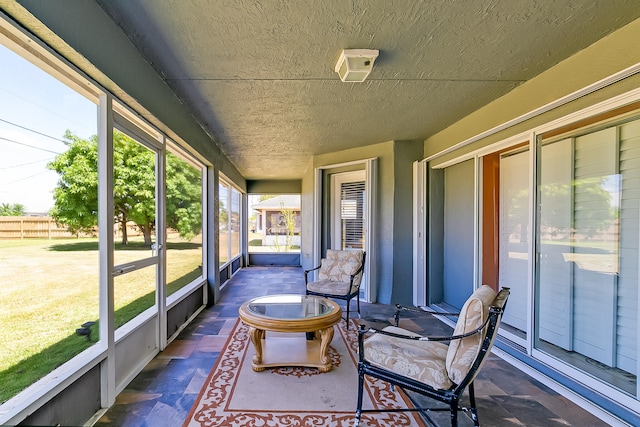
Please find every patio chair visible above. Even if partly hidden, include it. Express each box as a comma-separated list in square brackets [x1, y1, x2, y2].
[355, 285, 510, 427]
[304, 249, 365, 328]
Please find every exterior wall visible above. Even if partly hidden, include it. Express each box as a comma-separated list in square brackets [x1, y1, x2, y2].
[391, 140, 424, 304]
[424, 18, 640, 158]
[300, 158, 315, 271]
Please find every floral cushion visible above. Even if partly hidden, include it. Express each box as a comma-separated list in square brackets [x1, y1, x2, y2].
[306, 278, 351, 295]
[318, 258, 360, 284]
[326, 249, 364, 264]
[309, 250, 364, 295]
[363, 326, 453, 390]
[445, 285, 496, 385]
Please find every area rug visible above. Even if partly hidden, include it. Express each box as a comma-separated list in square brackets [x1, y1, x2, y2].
[184, 318, 425, 427]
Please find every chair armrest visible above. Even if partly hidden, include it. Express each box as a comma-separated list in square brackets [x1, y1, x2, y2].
[303, 265, 321, 283]
[393, 304, 460, 327]
[358, 314, 492, 361]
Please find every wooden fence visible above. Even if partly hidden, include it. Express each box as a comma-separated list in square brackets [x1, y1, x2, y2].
[0, 216, 94, 239]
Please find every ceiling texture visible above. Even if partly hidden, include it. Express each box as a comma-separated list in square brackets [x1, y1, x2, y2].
[95, 0, 640, 180]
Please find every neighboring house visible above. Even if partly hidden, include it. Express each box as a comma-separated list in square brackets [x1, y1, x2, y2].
[251, 195, 301, 247]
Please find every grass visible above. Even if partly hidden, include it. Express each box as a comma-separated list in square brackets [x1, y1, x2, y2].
[0, 236, 202, 403]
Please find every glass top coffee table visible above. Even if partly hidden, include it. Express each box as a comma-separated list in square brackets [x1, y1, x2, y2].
[238, 294, 342, 372]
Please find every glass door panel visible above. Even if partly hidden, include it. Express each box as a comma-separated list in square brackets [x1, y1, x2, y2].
[111, 128, 159, 330]
[165, 149, 204, 297]
[499, 149, 530, 335]
[113, 263, 157, 328]
[535, 123, 636, 397]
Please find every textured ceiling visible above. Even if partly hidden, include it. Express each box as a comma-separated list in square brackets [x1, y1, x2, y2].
[96, 0, 640, 179]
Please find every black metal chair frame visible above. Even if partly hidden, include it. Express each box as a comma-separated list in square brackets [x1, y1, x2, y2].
[304, 251, 366, 329]
[355, 287, 510, 427]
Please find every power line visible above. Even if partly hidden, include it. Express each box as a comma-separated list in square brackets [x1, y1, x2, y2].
[0, 136, 62, 154]
[0, 169, 52, 186]
[0, 158, 54, 170]
[0, 85, 96, 137]
[0, 117, 66, 143]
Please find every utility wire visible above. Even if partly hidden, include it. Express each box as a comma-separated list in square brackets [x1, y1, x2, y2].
[0, 158, 54, 170]
[0, 169, 51, 186]
[0, 117, 66, 143]
[0, 136, 62, 155]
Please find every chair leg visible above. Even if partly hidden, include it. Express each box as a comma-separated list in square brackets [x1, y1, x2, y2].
[468, 382, 479, 426]
[355, 369, 365, 426]
[357, 293, 360, 314]
[450, 397, 458, 427]
[345, 299, 351, 329]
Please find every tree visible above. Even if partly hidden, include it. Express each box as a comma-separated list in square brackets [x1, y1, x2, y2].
[0, 203, 26, 216]
[166, 152, 202, 240]
[280, 202, 297, 250]
[48, 130, 202, 245]
[48, 131, 99, 236]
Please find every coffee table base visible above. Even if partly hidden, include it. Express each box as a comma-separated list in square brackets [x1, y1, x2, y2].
[249, 326, 335, 372]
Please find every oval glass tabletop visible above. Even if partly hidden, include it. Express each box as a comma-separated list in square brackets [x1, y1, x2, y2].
[246, 294, 336, 320]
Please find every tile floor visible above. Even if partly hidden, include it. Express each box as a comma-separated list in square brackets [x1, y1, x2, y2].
[95, 266, 611, 426]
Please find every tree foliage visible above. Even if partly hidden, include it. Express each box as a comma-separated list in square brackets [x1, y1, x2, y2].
[166, 152, 202, 240]
[48, 131, 99, 235]
[0, 203, 26, 216]
[48, 130, 202, 245]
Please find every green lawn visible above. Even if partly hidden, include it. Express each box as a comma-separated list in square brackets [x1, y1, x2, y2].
[0, 236, 201, 403]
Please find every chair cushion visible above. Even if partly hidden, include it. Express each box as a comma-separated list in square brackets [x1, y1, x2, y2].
[306, 279, 351, 296]
[326, 249, 364, 264]
[445, 285, 496, 385]
[318, 258, 360, 284]
[364, 326, 453, 390]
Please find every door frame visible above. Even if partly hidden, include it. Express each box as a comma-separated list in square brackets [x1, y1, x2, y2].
[330, 170, 366, 250]
[314, 158, 377, 303]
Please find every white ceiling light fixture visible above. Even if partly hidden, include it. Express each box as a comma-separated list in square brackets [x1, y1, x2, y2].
[335, 49, 380, 82]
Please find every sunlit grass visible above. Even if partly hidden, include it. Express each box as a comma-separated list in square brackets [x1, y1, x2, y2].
[0, 236, 202, 403]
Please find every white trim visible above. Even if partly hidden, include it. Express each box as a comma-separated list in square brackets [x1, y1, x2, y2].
[412, 161, 427, 306]
[425, 62, 640, 164]
[112, 101, 163, 148]
[365, 158, 377, 303]
[157, 137, 167, 350]
[98, 93, 116, 409]
[526, 133, 537, 356]
[430, 130, 531, 169]
[473, 156, 480, 291]
[313, 168, 322, 269]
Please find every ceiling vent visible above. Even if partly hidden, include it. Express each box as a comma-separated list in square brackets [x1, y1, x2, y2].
[334, 49, 379, 82]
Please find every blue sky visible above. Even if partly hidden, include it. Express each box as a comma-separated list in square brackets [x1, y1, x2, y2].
[0, 43, 96, 212]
